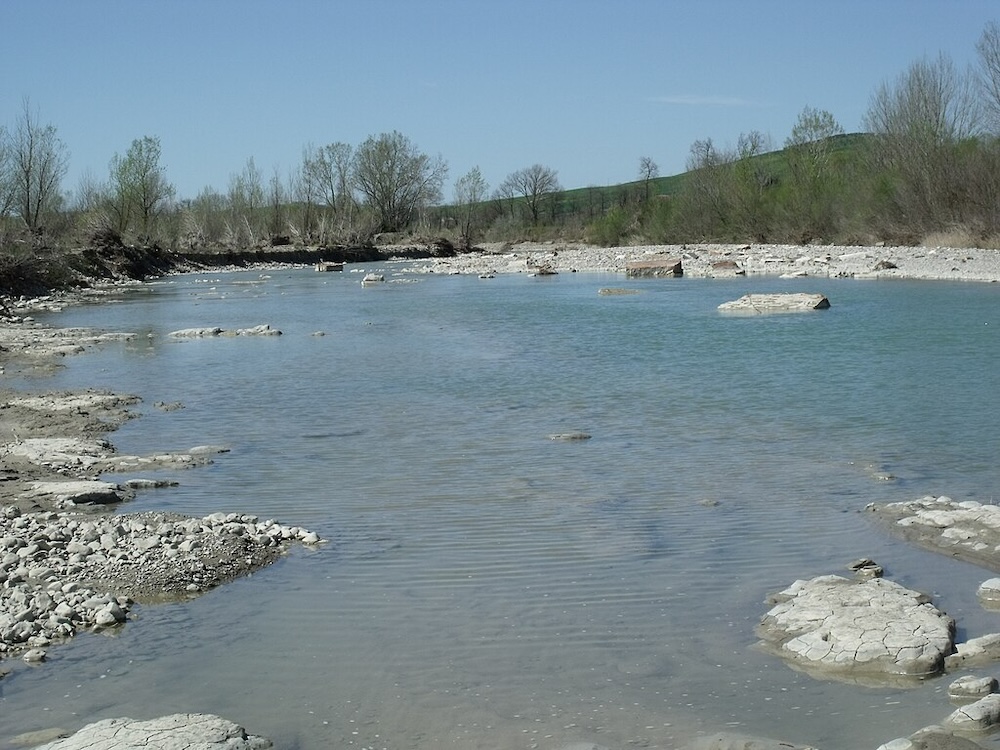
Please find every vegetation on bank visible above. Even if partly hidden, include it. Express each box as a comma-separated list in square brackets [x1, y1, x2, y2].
[3, 22, 1000, 295]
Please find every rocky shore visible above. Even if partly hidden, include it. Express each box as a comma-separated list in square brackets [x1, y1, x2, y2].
[408, 241, 1000, 283]
[0, 309, 323, 676]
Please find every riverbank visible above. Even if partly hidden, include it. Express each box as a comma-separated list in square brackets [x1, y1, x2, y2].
[0, 311, 322, 671]
[409, 241, 1000, 282]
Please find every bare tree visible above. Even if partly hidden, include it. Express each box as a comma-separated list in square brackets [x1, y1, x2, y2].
[977, 21, 1000, 132]
[731, 130, 776, 241]
[228, 157, 265, 245]
[352, 131, 447, 234]
[498, 164, 561, 225]
[11, 99, 69, 231]
[453, 166, 489, 245]
[864, 53, 984, 230]
[185, 186, 227, 247]
[268, 166, 287, 239]
[0, 125, 16, 221]
[674, 137, 735, 239]
[638, 156, 659, 202]
[301, 142, 356, 241]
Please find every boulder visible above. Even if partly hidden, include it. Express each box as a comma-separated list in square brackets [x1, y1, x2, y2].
[718, 292, 830, 314]
[942, 694, 1000, 732]
[31, 713, 271, 750]
[945, 633, 1000, 669]
[949, 675, 999, 703]
[625, 257, 683, 278]
[977, 578, 1000, 607]
[757, 574, 955, 681]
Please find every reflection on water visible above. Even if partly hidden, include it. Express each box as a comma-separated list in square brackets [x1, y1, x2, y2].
[3, 266, 1000, 750]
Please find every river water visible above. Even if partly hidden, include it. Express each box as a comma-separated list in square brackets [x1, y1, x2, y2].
[3, 263, 1000, 750]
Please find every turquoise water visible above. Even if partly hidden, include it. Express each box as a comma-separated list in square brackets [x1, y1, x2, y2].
[3, 263, 1000, 750]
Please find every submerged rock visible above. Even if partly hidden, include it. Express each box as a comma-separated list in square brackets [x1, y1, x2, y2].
[757, 574, 955, 681]
[948, 675, 998, 703]
[32, 713, 271, 750]
[684, 732, 817, 750]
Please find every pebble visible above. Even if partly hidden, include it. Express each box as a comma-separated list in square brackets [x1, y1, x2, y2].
[0, 505, 322, 661]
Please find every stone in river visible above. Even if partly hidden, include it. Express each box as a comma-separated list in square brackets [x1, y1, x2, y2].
[757, 574, 955, 681]
[30, 713, 272, 750]
[718, 292, 830, 314]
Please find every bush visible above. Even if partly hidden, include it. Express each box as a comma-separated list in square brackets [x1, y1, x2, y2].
[586, 207, 632, 246]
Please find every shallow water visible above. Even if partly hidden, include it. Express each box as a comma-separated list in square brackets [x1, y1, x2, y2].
[3, 265, 1000, 749]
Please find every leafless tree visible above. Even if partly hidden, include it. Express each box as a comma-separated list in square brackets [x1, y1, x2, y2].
[453, 166, 489, 245]
[10, 99, 69, 231]
[228, 157, 265, 244]
[977, 21, 1000, 132]
[498, 164, 561, 225]
[267, 166, 287, 238]
[638, 156, 659, 202]
[352, 131, 447, 233]
[864, 53, 984, 230]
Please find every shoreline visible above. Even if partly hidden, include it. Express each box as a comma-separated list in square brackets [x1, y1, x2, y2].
[407, 241, 1000, 283]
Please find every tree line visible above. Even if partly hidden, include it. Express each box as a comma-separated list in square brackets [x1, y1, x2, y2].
[4, 21, 1000, 262]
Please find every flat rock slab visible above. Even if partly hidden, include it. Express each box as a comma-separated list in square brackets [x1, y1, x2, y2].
[3, 437, 114, 469]
[624, 257, 683, 277]
[757, 574, 955, 681]
[718, 292, 830, 314]
[32, 713, 271, 750]
[28, 480, 126, 506]
[869, 496, 1000, 572]
[169, 325, 280, 338]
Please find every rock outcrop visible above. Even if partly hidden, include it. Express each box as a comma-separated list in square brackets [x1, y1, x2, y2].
[757, 574, 955, 681]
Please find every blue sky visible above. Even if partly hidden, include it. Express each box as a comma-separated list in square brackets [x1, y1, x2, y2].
[3, 0, 998, 202]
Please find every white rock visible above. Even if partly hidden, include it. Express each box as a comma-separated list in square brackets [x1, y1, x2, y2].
[31, 713, 272, 750]
[943, 693, 1000, 732]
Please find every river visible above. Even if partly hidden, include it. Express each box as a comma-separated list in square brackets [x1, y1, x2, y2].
[3, 263, 1000, 750]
